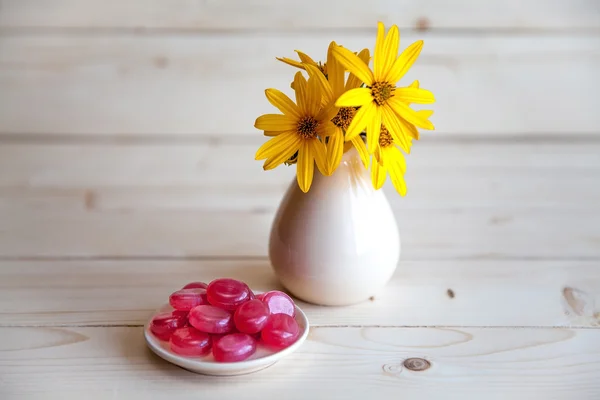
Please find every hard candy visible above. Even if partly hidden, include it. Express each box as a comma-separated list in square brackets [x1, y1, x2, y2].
[261, 314, 300, 349]
[233, 299, 270, 334]
[182, 281, 208, 290]
[260, 291, 296, 317]
[206, 278, 252, 310]
[150, 312, 187, 341]
[212, 333, 257, 362]
[169, 288, 208, 311]
[170, 327, 212, 357]
[188, 304, 233, 334]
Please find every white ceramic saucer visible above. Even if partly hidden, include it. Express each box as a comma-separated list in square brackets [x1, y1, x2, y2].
[144, 299, 309, 376]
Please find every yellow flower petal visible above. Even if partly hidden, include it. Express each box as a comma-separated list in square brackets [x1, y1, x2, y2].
[345, 101, 375, 140]
[293, 72, 308, 114]
[265, 89, 302, 120]
[304, 64, 333, 105]
[400, 117, 419, 140]
[346, 48, 371, 90]
[263, 134, 303, 170]
[386, 152, 407, 196]
[351, 136, 369, 168]
[327, 42, 345, 97]
[385, 40, 424, 83]
[394, 87, 435, 104]
[381, 105, 412, 153]
[371, 159, 386, 190]
[377, 24, 399, 81]
[317, 103, 339, 124]
[317, 120, 337, 137]
[373, 142, 383, 164]
[332, 46, 374, 86]
[310, 138, 328, 176]
[388, 97, 435, 130]
[276, 57, 305, 70]
[305, 76, 322, 116]
[326, 128, 344, 175]
[295, 50, 318, 67]
[255, 114, 297, 131]
[366, 106, 382, 154]
[373, 22, 386, 80]
[335, 88, 373, 107]
[418, 109, 434, 119]
[255, 131, 300, 161]
[297, 140, 315, 193]
[264, 130, 293, 137]
[383, 145, 407, 172]
[409, 80, 420, 88]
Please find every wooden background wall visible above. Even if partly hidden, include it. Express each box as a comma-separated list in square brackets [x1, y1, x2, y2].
[0, 0, 598, 261]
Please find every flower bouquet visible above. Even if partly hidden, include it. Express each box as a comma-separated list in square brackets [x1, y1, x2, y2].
[255, 22, 435, 195]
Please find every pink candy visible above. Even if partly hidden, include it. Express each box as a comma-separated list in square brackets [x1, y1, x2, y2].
[182, 281, 208, 290]
[234, 299, 270, 334]
[212, 333, 257, 362]
[170, 327, 212, 356]
[169, 288, 208, 311]
[206, 278, 253, 310]
[260, 291, 296, 317]
[188, 305, 233, 334]
[150, 312, 187, 341]
[151, 279, 302, 362]
[261, 314, 300, 349]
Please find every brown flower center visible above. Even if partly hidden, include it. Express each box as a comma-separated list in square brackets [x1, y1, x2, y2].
[331, 107, 356, 131]
[370, 81, 395, 106]
[297, 116, 319, 139]
[379, 125, 394, 148]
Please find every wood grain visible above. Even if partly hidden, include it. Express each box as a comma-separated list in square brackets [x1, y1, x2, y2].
[1, 259, 599, 327]
[0, 326, 598, 399]
[0, 140, 598, 258]
[1, 0, 599, 30]
[1, 34, 598, 136]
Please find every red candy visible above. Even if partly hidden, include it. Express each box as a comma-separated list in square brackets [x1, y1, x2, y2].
[150, 311, 187, 341]
[261, 314, 300, 349]
[234, 299, 270, 334]
[182, 281, 208, 290]
[169, 288, 208, 311]
[155, 278, 302, 362]
[189, 305, 233, 334]
[260, 291, 296, 317]
[212, 333, 257, 362]
[207, 278, 253, 310]
[170, 327, 212, 356]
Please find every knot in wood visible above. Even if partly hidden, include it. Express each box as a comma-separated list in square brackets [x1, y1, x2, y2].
[403, 358, 430, 371]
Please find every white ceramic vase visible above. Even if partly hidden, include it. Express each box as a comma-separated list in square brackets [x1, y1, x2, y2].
[268, 147, 400, 306]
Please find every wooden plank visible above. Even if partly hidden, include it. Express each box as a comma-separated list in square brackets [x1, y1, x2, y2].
[1, 0, 599, 30]
[1, 259, 599, 327]
[0, 34, 599, 136]
[2, 206, 598, 259]
[1, 140, 599, 210]
[0, 326, 598, 399]
[0, 140, 598, 258]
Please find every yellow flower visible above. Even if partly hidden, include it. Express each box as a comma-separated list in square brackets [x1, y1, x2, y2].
[255, 72, 334, 193]
[371, 125, 408, 196]
[332, 22, 436, 154]
[303, 42, 371, 174]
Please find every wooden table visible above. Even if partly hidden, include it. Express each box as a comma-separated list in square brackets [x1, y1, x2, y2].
[1, 1, 600, 399]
